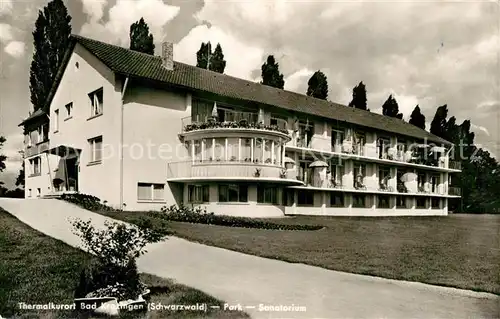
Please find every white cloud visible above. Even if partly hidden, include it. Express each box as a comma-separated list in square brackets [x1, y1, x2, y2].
[81, 0, 108, 22]
[80, 0, 180, 50]
[284, 68, 314, 92]
[471, 123, 490, 136]
[0, 23, 13, 43]
[175, 24, 264, 80]
[4, 41, 25, 58]
[0, 0, 12, 16]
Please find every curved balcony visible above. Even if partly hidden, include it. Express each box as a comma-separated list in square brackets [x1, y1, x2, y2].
[167, 161, 303, 185]
[180, 115, 290, 142]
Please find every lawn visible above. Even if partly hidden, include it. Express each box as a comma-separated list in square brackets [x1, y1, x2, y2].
[0, 208, 248, 319]
[102, 210, 500, 295]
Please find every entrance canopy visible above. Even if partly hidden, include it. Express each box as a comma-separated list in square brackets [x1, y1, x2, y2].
[47, 145, 81, 158]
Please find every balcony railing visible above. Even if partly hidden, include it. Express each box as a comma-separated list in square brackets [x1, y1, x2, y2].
[449, 186, 461, 196]
[449, 160, 461, 170]
[167, 160, 290, 181]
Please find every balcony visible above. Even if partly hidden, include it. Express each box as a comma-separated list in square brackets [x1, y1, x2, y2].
[449, 160, 461, 170]
[449, 186, 461, 196]
[25, 140, 50, 158]
[167, 160, 302, 184]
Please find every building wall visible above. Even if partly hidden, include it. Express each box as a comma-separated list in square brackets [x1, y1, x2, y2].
[24, 153, 60, 198]
[46, 43, 123, 207]
[121, 85, 191, 211]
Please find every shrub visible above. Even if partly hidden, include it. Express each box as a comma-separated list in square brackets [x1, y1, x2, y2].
[156, 205, 322, 231]
[61, 193, 111, 212]
[71, 218, 169, 300]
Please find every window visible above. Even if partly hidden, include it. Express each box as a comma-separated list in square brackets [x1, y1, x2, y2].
[218, 184, 248, 202]
[270, 115, 287, 130]
[353, 163, 366, 188]
[191, 98, 212, 122]
[54, 109, 59, 132]
[203, 139, 213, 161]
[378, 137, 390, 159]
[193, 140, 202, 162]
[89, 88, 103, 117]
[330, 193, 344, 207]
[417, 173, 426, 189]
[227, 138, 239, 161]
[88, 136, 103, 163]
[377, 195, 391, 208]
[396, 196, 406, 208]
[353, 195, 366, 208]
[28, 189, 32, 197]
[396, 140, 406, 159]
[25, 133, 31, 148]
[254, 138, 263, 163]
[65, 102, 73, 118]
[188, 185, 209, 203]
[29, 157, 41, 176]
[416, 197, 427, 209]
[298, 190, 314, 206]
[431, 198, 440, 209]
[430, 175, 439, 193]
[353, 131, 365, 155]
[36, 188, 41, 197]
[379, 166, 391, 188]
[298, 121, 314, 148]
[283, 189, 294, 206]
[137, 183, 165, 201]
[257, 185, 278, 204]
[331, 129, 345, 151]
[213, 138, 225, 161]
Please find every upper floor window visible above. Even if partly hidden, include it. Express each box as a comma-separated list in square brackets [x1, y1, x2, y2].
[37, 124, 49, 143]
[377, 137, 391, 159]
[331, 129, 344, 151]
[65, 102, 73, 119]
[298, 120, 313, 148]
[89, 88, 103, 117]
[88, 136, 103, 163]
[379, 166, 391, 188]
[353, 163, 366, 188]
[54, 109, 59, 132]
[270, 114, 287, 130]
[29, 156, 41, 176]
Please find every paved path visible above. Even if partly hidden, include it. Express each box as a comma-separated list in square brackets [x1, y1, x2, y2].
[1, 198, 499, 319]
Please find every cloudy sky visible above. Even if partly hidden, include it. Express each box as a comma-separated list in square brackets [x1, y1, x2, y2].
[0, 0, 499, 187]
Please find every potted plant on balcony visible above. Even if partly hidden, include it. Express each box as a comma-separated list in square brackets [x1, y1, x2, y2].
[265, 158, 272, 164]
[230, 156, 237, 162]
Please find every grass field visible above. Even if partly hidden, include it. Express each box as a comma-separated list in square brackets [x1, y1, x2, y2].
[0, 208, 248, 318]
[102, 211, 500, 295]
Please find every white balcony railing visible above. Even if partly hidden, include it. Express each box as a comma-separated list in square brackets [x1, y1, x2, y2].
[167, 161, 288, 181]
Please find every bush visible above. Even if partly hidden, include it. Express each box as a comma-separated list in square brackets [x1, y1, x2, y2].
[61, 193, 111, 211]
[157, 205, 322, 231]
[71, 218, 169, 300]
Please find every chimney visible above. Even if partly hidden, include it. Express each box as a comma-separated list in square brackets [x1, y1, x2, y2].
[161, 42, 174, 70]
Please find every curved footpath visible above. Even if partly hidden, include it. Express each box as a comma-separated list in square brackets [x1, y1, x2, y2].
[0, 198, 498, 319]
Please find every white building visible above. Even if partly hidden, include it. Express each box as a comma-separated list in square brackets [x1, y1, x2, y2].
[19, 35, 462, 217]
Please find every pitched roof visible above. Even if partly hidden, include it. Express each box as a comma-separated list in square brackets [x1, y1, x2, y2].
[18, 109, 48, 126]
[38, 34, 452, 145]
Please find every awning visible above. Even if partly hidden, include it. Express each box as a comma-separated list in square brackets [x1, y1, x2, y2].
[47, 145, 81, 158]
[310, 160, 328, 167]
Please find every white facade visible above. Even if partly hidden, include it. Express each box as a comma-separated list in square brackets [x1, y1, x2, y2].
[22, 40, 461, 216]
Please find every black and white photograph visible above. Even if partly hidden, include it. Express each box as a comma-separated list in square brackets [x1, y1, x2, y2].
[0, 0, 499, 318]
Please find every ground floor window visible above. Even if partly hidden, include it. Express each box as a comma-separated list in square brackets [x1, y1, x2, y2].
[29, 156, 41, 176]
[352, 194, 366, 208]
[298, 190, 314, 206]
[416, 197, 427, 209]
[188, 184, 209, 203]
[396, 195, 406, 208]
[377, 195, 391, 208]
[257, 185, 278, 204]
[431, 197, 440, 209]
[28, 189, 32, 197]
[330, 193, 344, 207]
[218, 184, 248, 202]
[137, 183, 165, 201]
[36, 188, 41, 197]
[283, 189, 294, 206]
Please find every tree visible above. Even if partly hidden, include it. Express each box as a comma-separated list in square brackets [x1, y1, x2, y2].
[29, 0, 72, 111]
[382, 94, 403, 119]
[261, 55, 285, 89]
[209, 43, 226, 73]
[409, 105, 426, 129]
[15, 158, 25, 189]
[430, 104, 448, 139]
[129, 17, 155, 55]
[306, 70, 328, 100]
[196, 42, 211, 69]
[348, 81, 367, 110]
